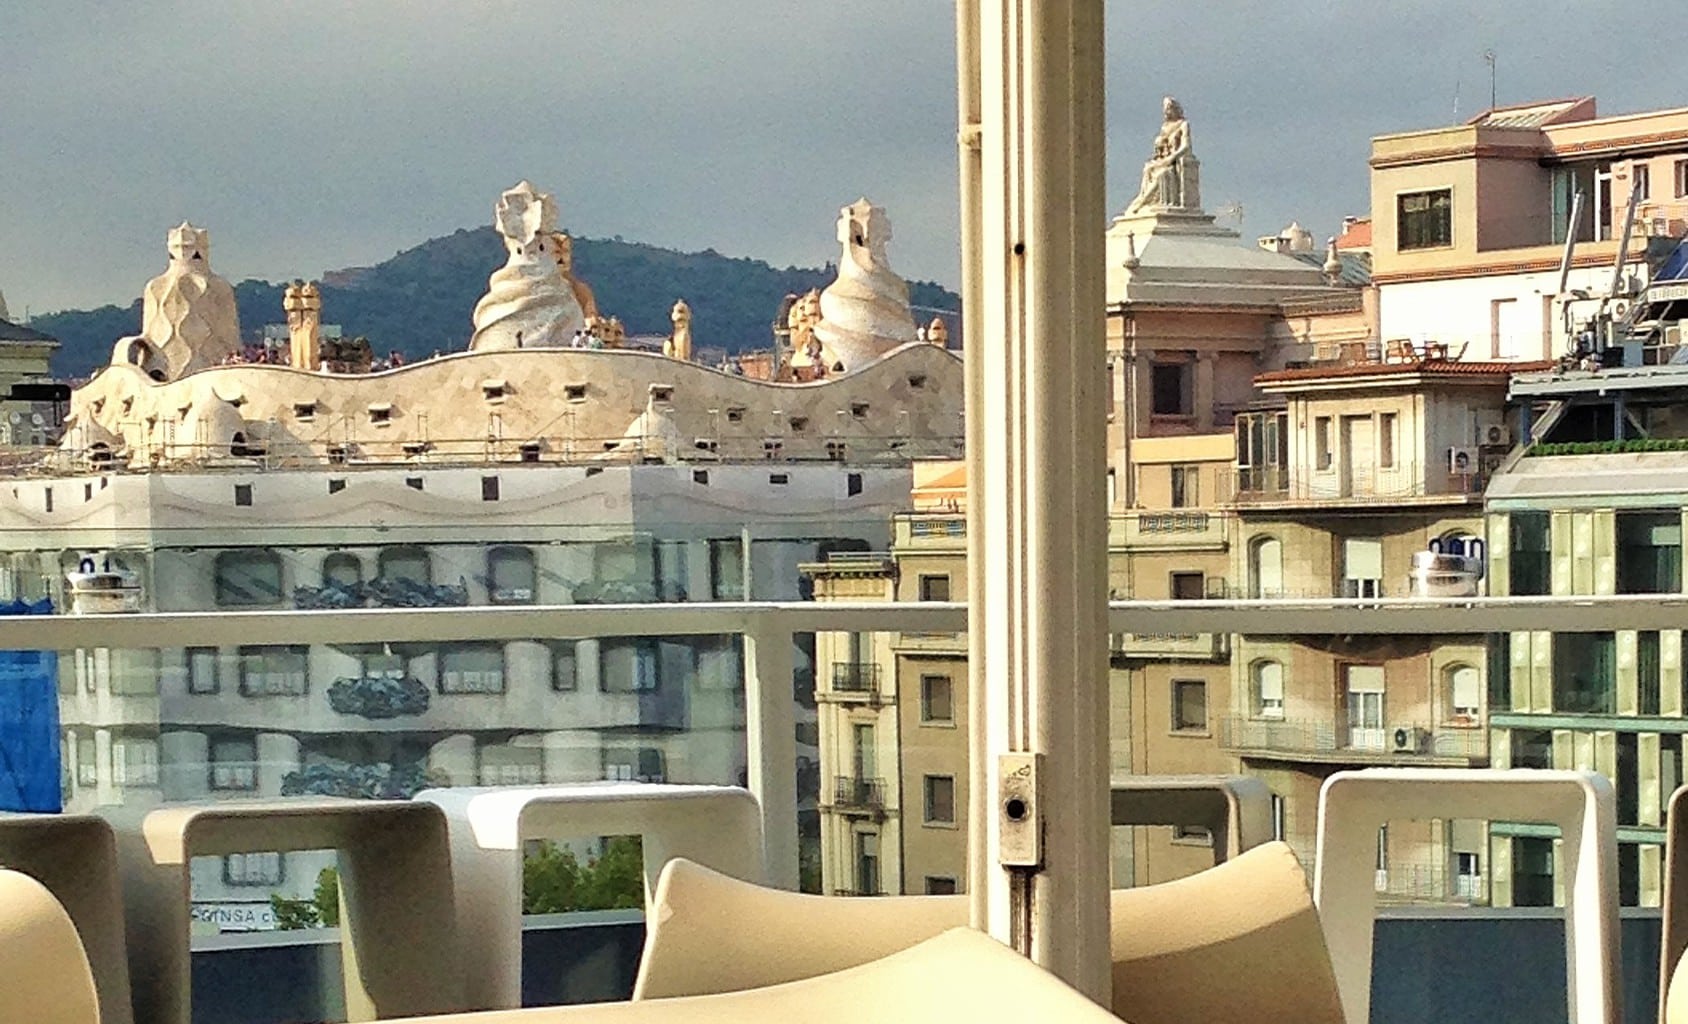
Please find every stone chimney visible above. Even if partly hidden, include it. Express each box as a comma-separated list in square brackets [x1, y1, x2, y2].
[284, 281, 323, 370]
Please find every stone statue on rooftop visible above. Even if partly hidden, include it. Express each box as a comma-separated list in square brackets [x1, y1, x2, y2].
[136, 222, 241, 378]
[927, 317, 949, 348]
[810, 198, 919, 372]
[470, 181, 587, 350]
[553, 231, 600, 320]
[284, 281, 323, 370]
[665, 299, 694, 361]
[1124, 97, 1201, 216]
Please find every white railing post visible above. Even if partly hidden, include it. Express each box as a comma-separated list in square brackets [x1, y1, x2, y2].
[968, 0, 1111, 1003]
[743, 624, 800, 889]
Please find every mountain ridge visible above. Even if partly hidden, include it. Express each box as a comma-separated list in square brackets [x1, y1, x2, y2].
[30, 227, 961, 377]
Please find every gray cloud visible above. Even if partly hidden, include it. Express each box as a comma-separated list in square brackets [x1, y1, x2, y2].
[0, 1, 1676, 315]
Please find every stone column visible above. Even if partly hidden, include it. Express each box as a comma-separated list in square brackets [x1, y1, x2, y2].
[428, 734, 477, 787]
[160, 730, 209, 801]
[256, 732, 302, 796]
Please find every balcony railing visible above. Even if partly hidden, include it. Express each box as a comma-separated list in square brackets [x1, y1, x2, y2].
[1113, 510, 1229, 550]
[829, 662, 882, 697]
[1232, 460, 1484, 506]
[1111, 632, 1229, 660]
[832, 776, 886, 812]
[1217, 714, 1488, 764]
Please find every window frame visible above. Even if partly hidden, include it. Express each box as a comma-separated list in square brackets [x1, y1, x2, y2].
[1446, 662, 1482, 725]
[213, 549, 284, 608]
[486, 545, 537, 604]
[920, 673, 954, 724]
[1149, 362, 1192, 417]
[1252, 659, 1285, 720]
[223, 851, 285, 888]
[1171, 678, 1208, 733]
[923, 773, 957, 826]
[438, 642, 508, 695]
[1396, 187, 1454, 251]
[918, 574, 952, 602]
[236, 645, 309, 697]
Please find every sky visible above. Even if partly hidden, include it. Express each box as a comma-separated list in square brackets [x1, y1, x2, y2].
[2, 1, 1683, 315]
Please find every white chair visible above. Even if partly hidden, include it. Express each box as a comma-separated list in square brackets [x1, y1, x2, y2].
[417, 782, 765, 1010]
[1314, 768, 1618, 1024]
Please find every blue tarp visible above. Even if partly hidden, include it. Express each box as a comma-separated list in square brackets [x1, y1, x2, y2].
[0, 598, 60, 812]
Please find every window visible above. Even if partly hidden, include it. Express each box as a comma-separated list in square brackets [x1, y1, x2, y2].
[1249, 536, 1283, 599]
[1454, 851, 1482, 900]
[1641, 631, 1662, 717]
[1342, 537, 1384, 599]
[238, 646, 308, 696]
[1446, 664, 1481, 723]
[478, 743, 543, 786]
[1170, 465, 1199, 508]
[921, 674, 954, 723]
[603, 747, 665, 783]
[1150, 363, 1191, 416]
[1510, 511, 1551, 596]
[481, 475, 500, 502]
[1512, 728, 1553, 769]
[113, 737, 159, 787]
[1253, 660, 1284, 719]
[1345, 665, 1386, 751]
[709, 539, 745, 600]
[1172, 825, 1214, 846]
[923, 774, 956, 825]
[209, 737, 257, 791]
[924, 876, 958, 895]
[76, 737, 97, 786]
[188, 647, 219, 694]
[378, 546, 430, 584]
[487, 546, 536, 603]
[214, 550, 283, 606]
[918, 574, 951, 602]
[1171, 679, 1207, 732]
[847, 472, 864, 497]
[1514, 836, 1555, 907]
[1396, 188, 1452, 250]
[368, 404, 392, 424]
[321, 552, 363, 588]
[1616, 511, 1682, 594]
[440, 643, 506, 694]
[234, 483, 253, 506]
[1169, 571, 1205, 600]
[1633, 163, 1651, 202]
[1315, 417, 1333, 471]
[224, 851, 284, 887]
[600, 638, 660, 692]
[552, 642, 578, 691]
[1378, 413, 1396, 469]
[855, 832, 881, 895]
[1553, 632, 1616, 714]
[1677, 159, 1688, 199]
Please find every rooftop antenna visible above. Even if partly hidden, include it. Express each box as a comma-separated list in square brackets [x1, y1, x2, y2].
[1483, 50, 1497, 112]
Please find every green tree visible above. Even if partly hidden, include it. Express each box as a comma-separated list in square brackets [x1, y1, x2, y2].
[270, 893, 319, 930]
[313, 866, 340, 927]
[522, 840, 584, 914]
[577, 836, 645, 911]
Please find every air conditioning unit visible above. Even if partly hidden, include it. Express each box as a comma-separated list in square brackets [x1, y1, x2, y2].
[1480, 424, 1511, 447]
[1390, 725, 1427, 755]
[1448, 446, 1478, 474]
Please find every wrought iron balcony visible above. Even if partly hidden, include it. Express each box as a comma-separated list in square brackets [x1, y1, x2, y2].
[1217, 714, 1488, 766]
[831, 776, 886, 813]
[829, 662, 881, 698]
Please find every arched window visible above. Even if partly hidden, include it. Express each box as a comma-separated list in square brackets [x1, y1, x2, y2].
[1249, 537, 1283, 599]
[1446, 663, 1481, 723]
[378, 546, 431, 584]
[322, 552, 363, 588]
[1252, 660, 1284, 719]
[487, 546, 536, 604]
[214, 550, 283, 607]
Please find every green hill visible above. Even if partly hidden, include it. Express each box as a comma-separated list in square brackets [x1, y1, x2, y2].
[32, 228, 960, 378]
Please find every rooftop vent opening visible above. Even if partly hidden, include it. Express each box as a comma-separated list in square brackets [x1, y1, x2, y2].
[328, 478, 347, 494]
[234, 483, 253, 507]
[694, 438, 719, 454]
[327, 444, 350, 465]
[519, 441, 542, 463]
[564, 383, 588, 403]
[907, 373, 928, 390]
[692, 469, 710, 485]
[769, 472, 790, 485]
[850, 402, 870, 419]
[650, 384, 675, 404]
[788, 416, 809, 433]
[293, 402, 317, 421]
[405, 477, 424, 491]
[847, 472, 864, 496]
[481, 476, 500, 502]
[825, 439, 847, 461]
[402, 441, 431, 457]
[603, 441, 620, 451]
[763, 439, 784, 459]
[584, 466, 604, 478]
[482, 380, 509, 402]
[367, 403, 392, 425]
[726, 407, 746, 424]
